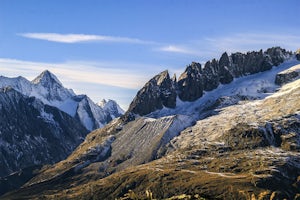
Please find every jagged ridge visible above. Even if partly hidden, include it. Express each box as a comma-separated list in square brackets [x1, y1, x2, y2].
[124, 47, 292, 120]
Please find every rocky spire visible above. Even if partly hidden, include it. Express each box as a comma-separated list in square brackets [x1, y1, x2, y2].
[123, 70, 177, 121]
[32, 70, 63, 86]
[177, 62, 203, 101]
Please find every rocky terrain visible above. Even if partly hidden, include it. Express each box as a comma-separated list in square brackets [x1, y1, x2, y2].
[1, 47, 300, 200]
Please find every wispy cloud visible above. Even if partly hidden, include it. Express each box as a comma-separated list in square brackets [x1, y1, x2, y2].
[158, 45, 200, 55]
[18, 33, 155, 44]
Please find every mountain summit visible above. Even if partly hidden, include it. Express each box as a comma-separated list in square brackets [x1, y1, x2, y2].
[32, 70, 75, 102]
[32, 70, 63, 86]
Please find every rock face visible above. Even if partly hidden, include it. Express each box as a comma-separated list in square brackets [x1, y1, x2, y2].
[125, 47, 292, 118]
[275, 64, 300, 85]
[218, 52, 234, 84]
[125, 70, 176, 118]
[177, 62, 203, 101]
[0, 87, 88, 177]
[202, 59, 220, 91]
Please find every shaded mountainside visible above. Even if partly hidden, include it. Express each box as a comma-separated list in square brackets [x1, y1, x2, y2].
[1, 47, 300, 200]
[0, 87, 88, 178]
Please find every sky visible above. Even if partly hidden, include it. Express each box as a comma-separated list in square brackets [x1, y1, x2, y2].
[0, 0, 300, 110]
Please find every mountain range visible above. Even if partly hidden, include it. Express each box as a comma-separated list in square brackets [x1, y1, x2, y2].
[0, 70, 124, 131]
[0, 71, 123, 180]
[1, 47, 300, 199]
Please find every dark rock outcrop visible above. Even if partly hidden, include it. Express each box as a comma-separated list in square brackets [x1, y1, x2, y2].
[265, 47, 290, 66]
[202, 59, 220, 91]
[177, 62, 203, 101]
[218, 52, 234, 84]
[125, 70, 176, 118]
[275, 64, 300, 85]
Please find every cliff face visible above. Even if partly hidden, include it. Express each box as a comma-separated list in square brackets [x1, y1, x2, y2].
[123, 70, 177, 121]
[124, 47, 292, 119]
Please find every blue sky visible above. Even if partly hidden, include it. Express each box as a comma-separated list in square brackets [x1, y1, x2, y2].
[0, 0, 300, 109]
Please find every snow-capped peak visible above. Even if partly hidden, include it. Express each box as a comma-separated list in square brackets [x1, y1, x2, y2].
[32, 70, 63, 86]
[98, 99, 124, 118]
[30, 70, 75, 103]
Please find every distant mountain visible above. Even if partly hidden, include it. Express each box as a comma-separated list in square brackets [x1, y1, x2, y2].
[97, 99, 124, 118]
[5, 47, 300, 200]
[0, 70, 124, 131]
[0, 70, 123, 179]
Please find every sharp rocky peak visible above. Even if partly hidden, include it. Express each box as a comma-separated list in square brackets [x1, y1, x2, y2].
[31, 70, 75, 102]
[123, 70, 177, 121]
[32, 70, 63, 86]
[153, 70, 170, 85]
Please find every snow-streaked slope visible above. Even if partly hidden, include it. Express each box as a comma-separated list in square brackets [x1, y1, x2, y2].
[23, 114, 195, 187]
[171, 73, 300, 150]
[0, 76, 33, 96]
[149, 58, 300, 119]
[111, 114, 195, 168]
